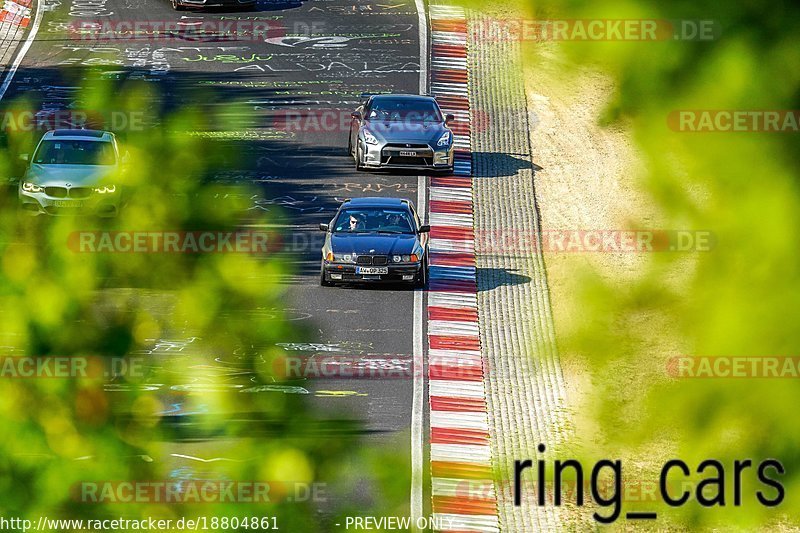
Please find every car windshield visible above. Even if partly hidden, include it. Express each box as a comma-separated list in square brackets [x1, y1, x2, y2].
[367, 98, 442, 122]
[33, 140, 116, 165]
[333, 208, 416, 234]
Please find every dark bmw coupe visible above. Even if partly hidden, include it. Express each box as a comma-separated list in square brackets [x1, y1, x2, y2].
[319, 197, 430, 287]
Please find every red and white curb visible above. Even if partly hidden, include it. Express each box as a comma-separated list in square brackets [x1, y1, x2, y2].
[427, 5, 499, 532]
[0, 0, 31, 28]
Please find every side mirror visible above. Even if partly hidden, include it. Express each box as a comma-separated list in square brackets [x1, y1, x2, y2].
[19, 153, 29, 162]
[445, 114, 455, 124]
[418, 224, 431, 233]
[319, 223, 329, 232]
[351, 111, 361, 120]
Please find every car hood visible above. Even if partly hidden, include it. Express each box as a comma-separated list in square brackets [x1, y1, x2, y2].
[364, 120, 449, 145]
[331, 233, 419, 255]
[24, 164, 117, 187]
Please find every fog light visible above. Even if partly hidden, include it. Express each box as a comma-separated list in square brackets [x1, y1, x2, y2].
[330, 273, 343, 280]
[434, 151, 450, 164]
[402, 275, 414, 281]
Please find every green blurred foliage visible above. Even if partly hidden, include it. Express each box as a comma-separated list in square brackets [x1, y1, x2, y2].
[459, 0, 800, 528]
[0, 73, 409, 529]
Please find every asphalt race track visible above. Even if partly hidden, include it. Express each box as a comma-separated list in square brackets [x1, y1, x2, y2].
[0, 0, 430, 524]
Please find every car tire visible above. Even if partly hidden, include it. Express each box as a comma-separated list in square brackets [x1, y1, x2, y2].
[171, 0, 185, 10]
[355, 145, 365, 172]
[415, 259, 428, 289]
[320, 263, 333, 287]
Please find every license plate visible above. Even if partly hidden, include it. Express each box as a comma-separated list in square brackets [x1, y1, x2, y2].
[53, 200, 84, 208]
[399, 151, 417, 157]
[357, 267, 388, 275]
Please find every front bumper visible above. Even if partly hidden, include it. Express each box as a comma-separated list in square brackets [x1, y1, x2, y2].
[323, 262, 423, 283]
[360, 140, 454, 171]
[19, 188, 121, 217]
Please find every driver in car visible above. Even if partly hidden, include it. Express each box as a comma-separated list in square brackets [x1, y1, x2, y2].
[383, 212, 410, 232]
[348, 214, 365, 232]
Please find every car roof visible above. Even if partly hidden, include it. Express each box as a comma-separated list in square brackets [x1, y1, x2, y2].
[343, 197, 411, 209]
[44, 129, 114, 141]
[370, 94, 436, 103]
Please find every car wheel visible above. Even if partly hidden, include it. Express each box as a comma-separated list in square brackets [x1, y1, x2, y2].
[320, 263, 333, 287]
[171, 0, 185, 10]
[355, 145, 365, 171]
[415, 259, 428, 289]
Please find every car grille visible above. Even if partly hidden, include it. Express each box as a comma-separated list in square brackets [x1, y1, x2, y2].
[45, 187, 68, 198]
[355, 255, 388, 266]
[44, 187, 93, 199]
[69, 187, 92, 199]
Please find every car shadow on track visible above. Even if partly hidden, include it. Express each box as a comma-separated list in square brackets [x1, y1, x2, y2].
[476, 267, 532, 291]
[471, 151, 535, 178]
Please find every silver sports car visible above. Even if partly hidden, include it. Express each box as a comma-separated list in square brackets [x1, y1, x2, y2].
[348, 94, 455, 172]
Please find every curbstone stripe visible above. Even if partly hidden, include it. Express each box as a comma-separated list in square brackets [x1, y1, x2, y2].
[426, 5, 499, 532]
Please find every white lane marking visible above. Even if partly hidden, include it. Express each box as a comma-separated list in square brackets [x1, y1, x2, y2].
[411, 0, 428, 526]
[0, 0, 43, 101]
[170, 454, 245, 463]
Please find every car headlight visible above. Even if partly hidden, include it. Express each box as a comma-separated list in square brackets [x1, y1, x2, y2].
[391, 254, 420, 263]
[437, 130, 452, 147]
[363, 130, 379, 145]
[332, 253, 356, 263]
[93, 185, 116, 194]
[22, 182, 44, 193]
